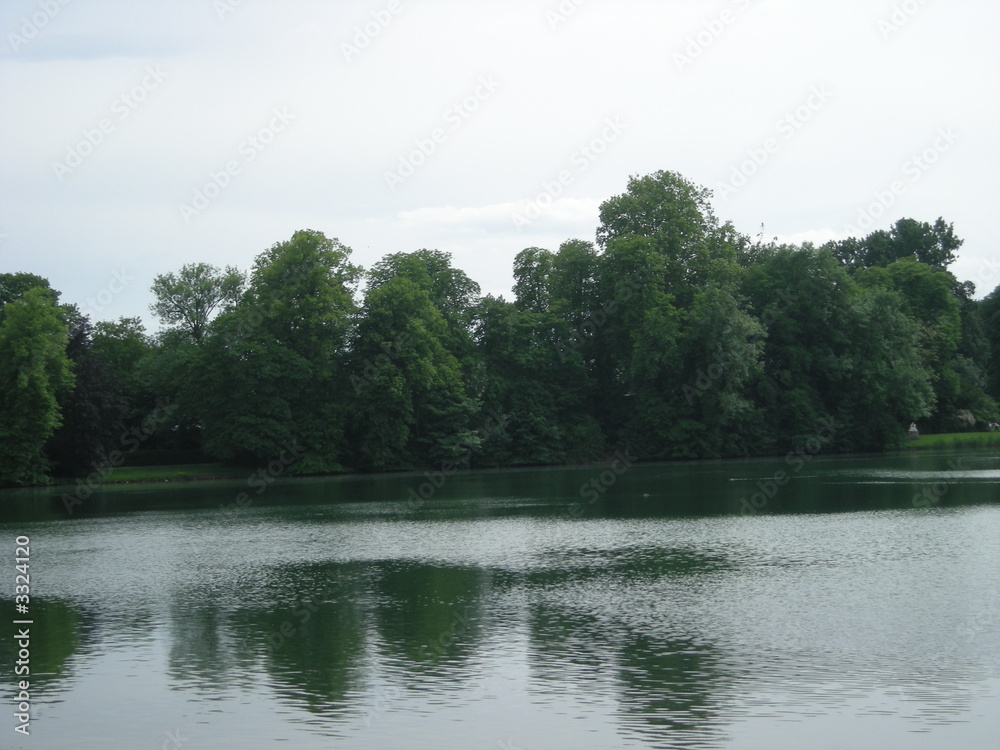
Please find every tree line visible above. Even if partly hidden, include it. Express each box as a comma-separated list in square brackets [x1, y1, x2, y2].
[2, 170, 998, 487]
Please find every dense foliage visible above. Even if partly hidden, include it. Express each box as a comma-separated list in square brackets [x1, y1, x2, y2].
[1, 171, 997, 486]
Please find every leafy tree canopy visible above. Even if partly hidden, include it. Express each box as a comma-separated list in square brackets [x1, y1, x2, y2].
[831, 217, 962, 271]
[150, 262, 245, 343]
[0, 286, 74, 485]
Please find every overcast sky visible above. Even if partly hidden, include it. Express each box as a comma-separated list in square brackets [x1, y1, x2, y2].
[2, 0, 998, 329]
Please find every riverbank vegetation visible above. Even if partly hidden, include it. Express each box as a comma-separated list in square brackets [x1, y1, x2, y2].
[2, 170, 998, 487]
[905, 432, 1000, 450]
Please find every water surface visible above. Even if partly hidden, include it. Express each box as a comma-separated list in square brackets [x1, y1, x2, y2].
[2, 449, 998, 749]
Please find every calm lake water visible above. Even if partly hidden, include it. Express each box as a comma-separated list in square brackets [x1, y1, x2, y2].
[2, 449, 998, 749]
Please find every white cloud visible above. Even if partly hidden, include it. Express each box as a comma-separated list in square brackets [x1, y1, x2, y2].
[1, 0, 998, 324]
[773, 228, 848, 247]
[398, 197, 601, 232]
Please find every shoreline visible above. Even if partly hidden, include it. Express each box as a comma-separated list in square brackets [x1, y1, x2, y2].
[8, 432, 997, 492]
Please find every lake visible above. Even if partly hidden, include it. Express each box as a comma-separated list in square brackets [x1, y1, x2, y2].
[1, 448, 998, 749]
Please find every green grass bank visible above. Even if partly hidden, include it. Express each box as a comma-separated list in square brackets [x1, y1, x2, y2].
[904, 432, 1000, 450]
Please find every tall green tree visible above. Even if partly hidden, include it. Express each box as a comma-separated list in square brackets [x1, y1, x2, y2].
[836, 287, 935, 450]
[512, 247, 554, 314]
[349, 276, 477, 470]
[128, 329, 199, 451]
[549, 239, 600, 329]
[366, 249, 480, 322]
[981, 284, 1000, 399]
[92, 316, 152, 414]
[150, 262, 245, 343]
[495, 241, 606, 463]
[742, 243, 856, 450]
[46, 316, 128, 477]
[92, 316, 161, 445]
[473, 292, 601, 466]
[593, 171, 759, 457]
[854, 257, 989, 430]
[365, 249, 481, 372]
[832, 217, 961, 271]
[0, 286, 74, 485]
[191, 230, 361, 472]
[0, 272, 58, 313]
[741, 242, 941, 450]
